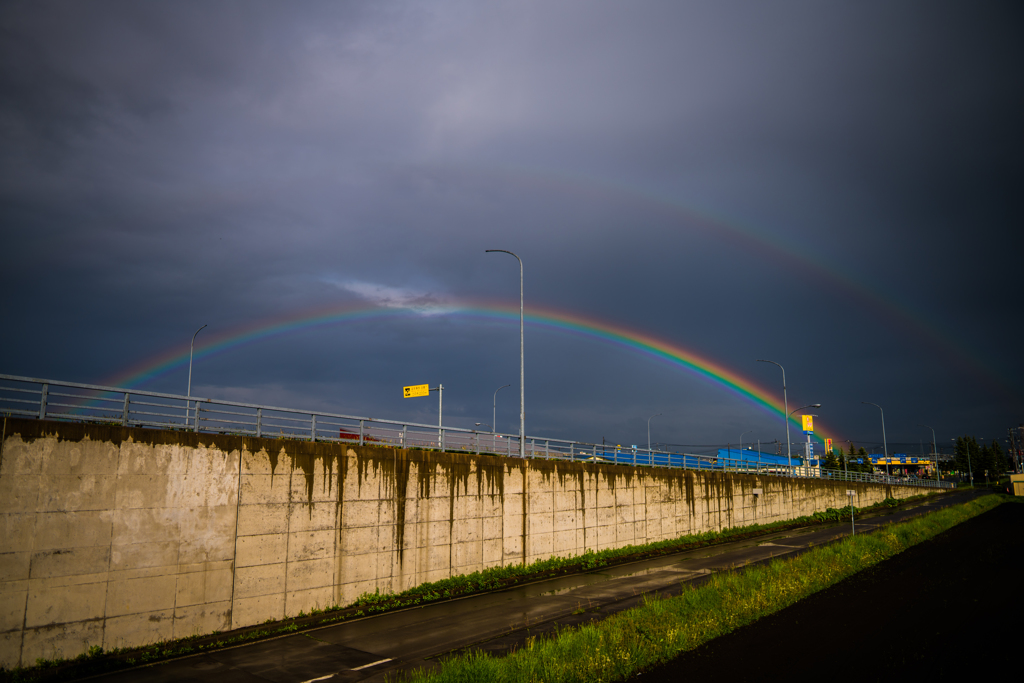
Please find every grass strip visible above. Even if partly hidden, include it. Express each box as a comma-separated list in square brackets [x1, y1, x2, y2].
[392, 493, 1006, 683]
[0, 494, 931, 682]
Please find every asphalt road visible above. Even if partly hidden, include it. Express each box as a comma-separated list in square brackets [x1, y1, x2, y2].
[632, 494, 1019, 682]
[89, 490, 983, 683]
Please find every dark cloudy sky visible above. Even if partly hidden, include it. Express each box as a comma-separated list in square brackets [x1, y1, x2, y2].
[2, 1, 1021, 454]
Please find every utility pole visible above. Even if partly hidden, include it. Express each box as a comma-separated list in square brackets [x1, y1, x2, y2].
[186, 324, 207, 428]
[431, 384, 443, 448]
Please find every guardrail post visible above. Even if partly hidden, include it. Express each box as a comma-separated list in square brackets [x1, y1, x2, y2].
[256, 408, 262, 438]
[474, 431, 479, 454]
[507, 436, 511, 457]
[545, 440, 549, 458]
[38, 383, 48, 420]
[311, 414, 317, 442]
[359, 420, 365, 445]
[194, 402, 201, 433]
[441, 428, 446, 452]
[122, 394, 130, 426]
[401, 424, 406, 449]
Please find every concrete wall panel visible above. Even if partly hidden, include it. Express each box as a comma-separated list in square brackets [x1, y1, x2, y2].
[172, 601, 231, 639]
[22, 619, 103, 665]
[0, 586, 27, 633]
[0, 418, 939, 668]
[25, 582, 106, 629]
[0, 553, 31, 583]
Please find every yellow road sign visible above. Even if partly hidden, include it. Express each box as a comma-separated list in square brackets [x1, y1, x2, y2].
[802, 415, 814, 432]
[403, 384, 429, 398]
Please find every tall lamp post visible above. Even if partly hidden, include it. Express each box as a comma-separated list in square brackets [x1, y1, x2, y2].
[918, 424, 938, 487]
[475, 422, 491, 453]
[862, 402, 888, 477]
[486, 250, 524, 458]
[739, 429, 752, 469]
[740, 430, 752, 453]
[757, 359, 792, 470]
[187, 324, 207, 427]
[648, 413, 662, 454]
[493, 384, 511, 435]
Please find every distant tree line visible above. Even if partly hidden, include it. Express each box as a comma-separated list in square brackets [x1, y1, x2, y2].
[953, 436, 1010, 483]
[825, 444, 874, 474]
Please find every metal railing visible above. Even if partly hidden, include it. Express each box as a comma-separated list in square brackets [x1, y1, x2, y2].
[0, 373, 954, 489]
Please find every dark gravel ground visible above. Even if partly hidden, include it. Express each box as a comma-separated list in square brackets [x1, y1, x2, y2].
[632, 499, 1023, 682]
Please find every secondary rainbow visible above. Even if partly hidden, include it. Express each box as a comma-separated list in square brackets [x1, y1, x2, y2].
[446, 163, 1016, 401]
[106, 301, 837, 445]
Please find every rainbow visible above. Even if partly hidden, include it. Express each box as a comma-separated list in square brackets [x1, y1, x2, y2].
[434, 163, 1016, 400]
[106, 302, 838, 445]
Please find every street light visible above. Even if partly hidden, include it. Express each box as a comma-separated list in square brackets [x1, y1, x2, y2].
[756, 359, 792, 471]
[788, 404, 820, 419]
[493, 384, 511, 435]
[842, 437, 849, 479]
[648, 413, 662, 454]
[475, 422, 491, 453]
[486, 250, 524, 458]
[918, 424, 938, 487]
[739, 430, 753, 470]
[862, 402, 888, 477]
[187, 324, 207, 427]
[476, 422, 496, 454]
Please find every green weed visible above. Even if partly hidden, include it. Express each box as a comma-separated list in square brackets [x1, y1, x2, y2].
[0, 491, 940, 683]
[391, 494, 1003, 683]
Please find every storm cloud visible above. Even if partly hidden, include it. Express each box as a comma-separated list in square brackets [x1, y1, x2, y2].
[2, 1, 1021, 454]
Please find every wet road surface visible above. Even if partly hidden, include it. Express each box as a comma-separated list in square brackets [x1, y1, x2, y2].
[631, 492, 1017, 682]
[90, 490, 980, 682]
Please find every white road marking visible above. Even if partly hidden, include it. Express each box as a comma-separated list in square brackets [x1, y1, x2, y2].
[352, 658, 394, 671]
[300, 675, 336, 683]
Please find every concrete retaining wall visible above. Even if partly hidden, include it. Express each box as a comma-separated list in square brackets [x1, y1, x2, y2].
[0, 418, 933, 668]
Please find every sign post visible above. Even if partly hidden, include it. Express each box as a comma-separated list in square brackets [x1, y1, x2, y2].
[847, 490, 855, 535]
[403, 384, 444, 449]
[802, 415, 814, 472]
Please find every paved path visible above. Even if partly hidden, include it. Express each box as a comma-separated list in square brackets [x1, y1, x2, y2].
[90, 490, 980, 682]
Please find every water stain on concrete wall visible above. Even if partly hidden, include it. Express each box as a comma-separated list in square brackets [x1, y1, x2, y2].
[0, 418, 936, 669]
